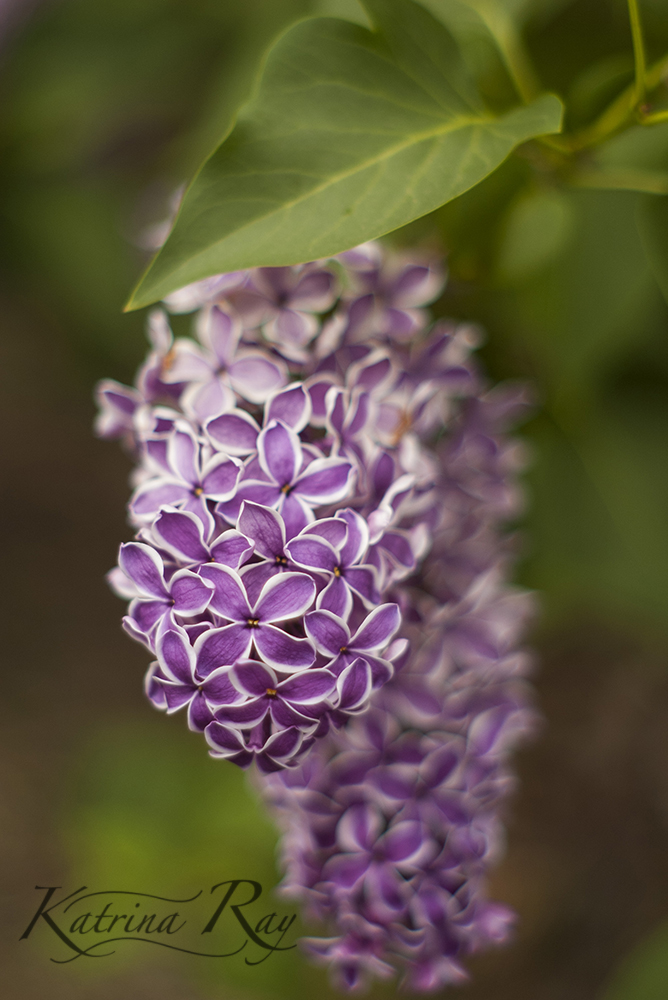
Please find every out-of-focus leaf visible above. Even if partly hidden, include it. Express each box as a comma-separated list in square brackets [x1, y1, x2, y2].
[127, 0, 562, 309]
[422, 0, 575, 101]
[424, 0, 576, 38]
[502, 190, 657, 401]
[573, 123, 668, 195]
[62, 719, 337, 997]
[314, 0, 369, 25]
[523, 368, 668, 624]
[497, 187, 575, 281]
[637, 193, 668, 303]
[601, 921, 668, 1000]
[567, 53, 633, 127]
[492, 186, 668, 623]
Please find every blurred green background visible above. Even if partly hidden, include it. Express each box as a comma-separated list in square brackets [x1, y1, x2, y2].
[1, 1, 668, 998]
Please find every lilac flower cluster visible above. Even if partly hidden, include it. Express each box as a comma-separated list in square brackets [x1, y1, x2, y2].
[97, 240, 535, 989]
[261, 385, 536, 991]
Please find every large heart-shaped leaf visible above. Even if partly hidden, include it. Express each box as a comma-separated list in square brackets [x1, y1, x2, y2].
[127, 0, 562, 309]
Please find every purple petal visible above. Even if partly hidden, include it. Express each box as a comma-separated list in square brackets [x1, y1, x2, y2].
[363, 862, 407, 914]
[346, 391, 370, 436]
[257, 421, 301, 488]
[338, 802, 382, 852]
[352, 604, 401, 650]
[381, 821, 424, 863]
[200, 667, 240, 705]
[231, 659, 277, 697]
[181, 493, 216, 532]
[254, 571, 316, 622]
[294, 458, 353, 504]
[184, 622, 212, 644]
[119, 543, 167, 599]
[337, 509, 369, 566]
[127, 598, 167, 633]
[326, 388, 346, 436]
[215, 698, 269, 727]
[278, 493, 312, 538]
[157, 629, 195, 684]
[200, 455, 241, 500]
[304, 610, 350, 657]
[143, 439, 170, 473]
[94, 379, 139, 438]
[306, 374, 339, 425]
[336, 657, 372, 711]
[217, 480, 281, 524]
[205, 721, 247, 754]
[209, 530, 254, 569]
[381, 530, 416, 568]
[162, 341, 211, 383]
[193, 623, 251, 676]
[205, 409, 260, 455]
[130, 478, 191, 519]
[279, 668, 336, 704]
[237, 501, 285, 559]
[290, 269, 337, 311]
[322, 853, 369, 888]
[261, 726, 303, 759]
[423, 747, 460, 789]
[254, 624, 315, 671]
[161, 681, 196, 712]
[124, 613, 157, 648]
[167, 428, 198, 485]
[199, 564, 251, 620]
[106, 566, 138, 600]
[265, 384, 311, 432]
[153, 507, 208, 563]
[264, 310, 317, 355]
[343, 566, 379, 605]
[202, 305, 241, 367]
[303, 517, 348, 548]
[316, 576, 352, 620]
[374, 767, 416, 800]
[170, 569, 214, 614]
[144, 661, 168, 709]
[351, 352, 392, 391]
[360, 653, 394, 688]
[270, 699, 319, 728]
[240, 561, 280, 606]
[183, 378, 234, 423]
[187, 691, 214, 731]
[229, 353, 286, 403]
[285, 535, 338, 573]
[392, 262, 443, 307]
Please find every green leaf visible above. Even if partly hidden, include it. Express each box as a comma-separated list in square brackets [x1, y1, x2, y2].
[601, 921, 668, 1000]
[126, 0, 562, 310]
[497, 187, 575, 282]
[573, 123, 668, 195]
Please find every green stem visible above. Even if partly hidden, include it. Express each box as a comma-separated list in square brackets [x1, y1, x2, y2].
[563, 52, 668, 152]
[628, 0, 647, 106]
[570, 166, 668, 194]
[639, 108, 668, 125]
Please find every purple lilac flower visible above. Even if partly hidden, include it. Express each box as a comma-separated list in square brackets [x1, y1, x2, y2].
[117, 541, 214, 645]
[130, 423, 241, 528]
[217, 419, 353, 537]
[97, 238, 534, 990]
[162, 304, 287, 420]
[148, 626, 243, 731]
[287, 507, 379, 618]
[197, 565, 316, 672]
